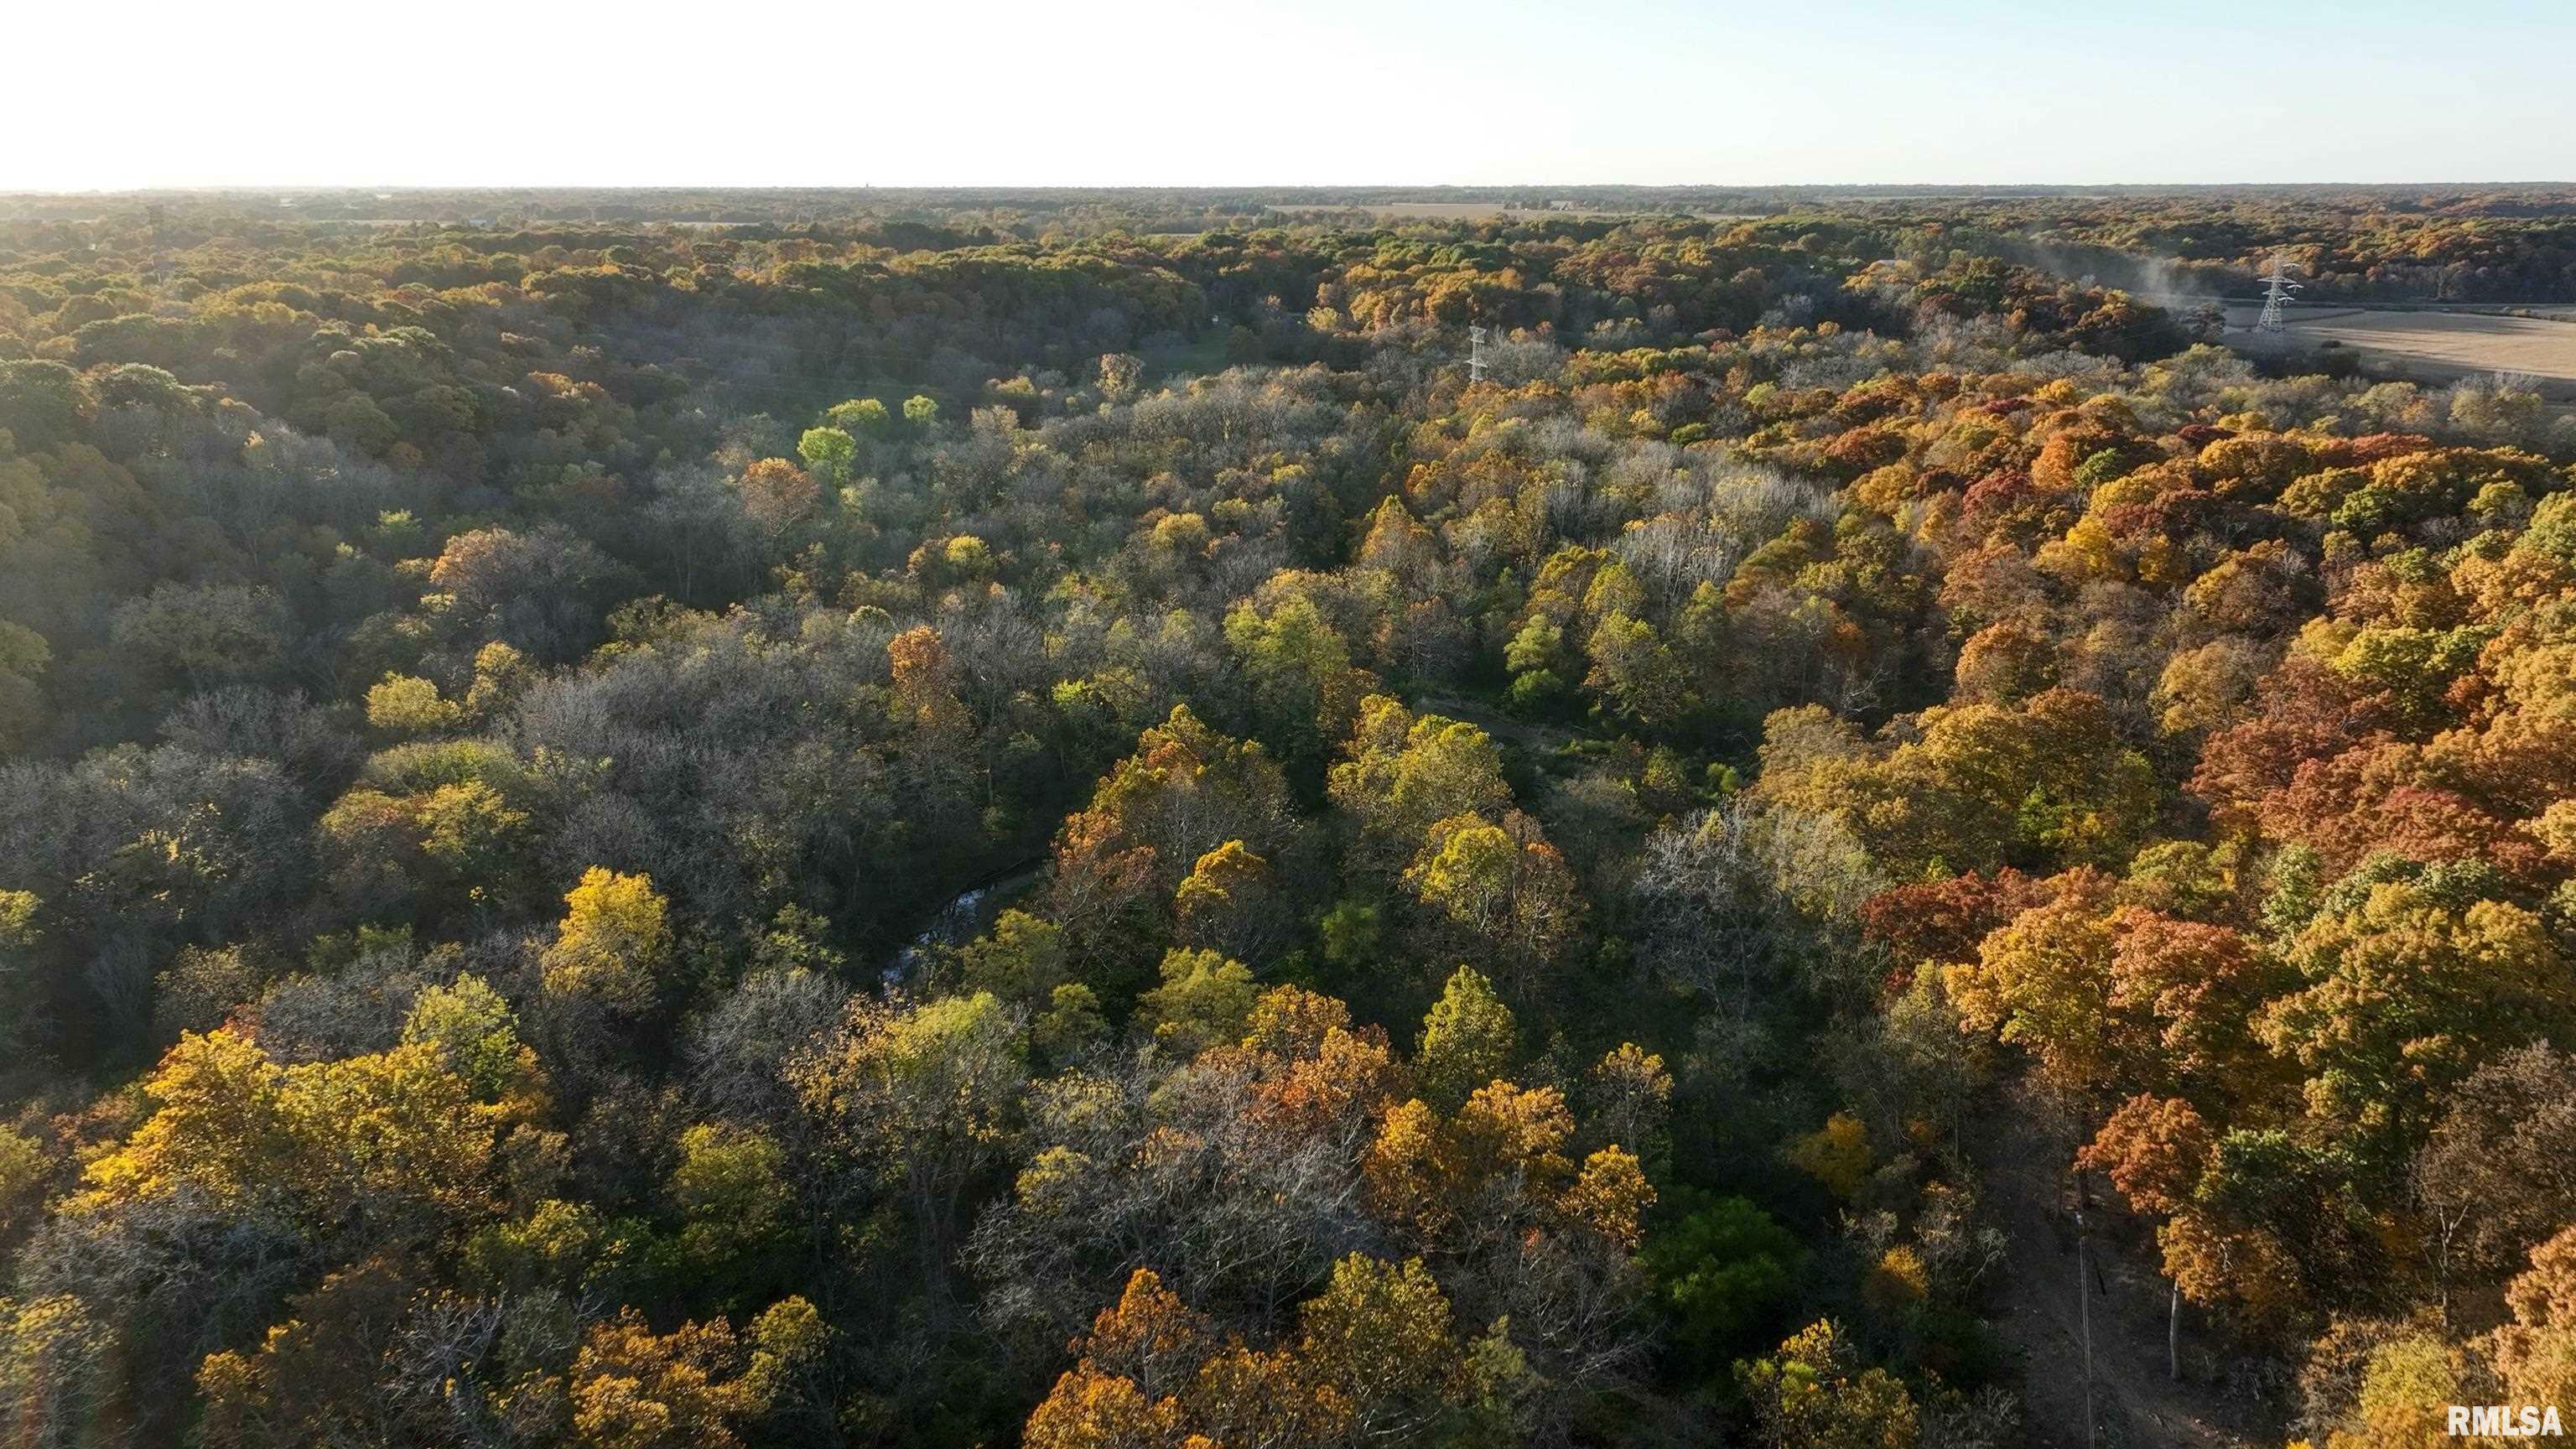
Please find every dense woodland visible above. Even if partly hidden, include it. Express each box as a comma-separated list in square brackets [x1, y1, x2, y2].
[1, 191, 2573, 1448]
[16, 184, 2576, 302]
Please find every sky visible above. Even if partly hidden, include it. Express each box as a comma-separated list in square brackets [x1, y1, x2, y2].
[8, 0, 2572, 190]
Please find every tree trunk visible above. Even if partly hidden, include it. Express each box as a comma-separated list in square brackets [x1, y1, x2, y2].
[2070, 1165, 2091, 1443]
[2168, 1277, 2181, 1382]
[2077, 1200, 2096, 1449]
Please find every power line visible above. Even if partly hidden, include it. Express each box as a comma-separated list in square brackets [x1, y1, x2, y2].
[2257, 252, 2302, 335]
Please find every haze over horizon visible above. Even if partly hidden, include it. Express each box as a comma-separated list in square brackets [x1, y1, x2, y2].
[13, 0, 2570, 192]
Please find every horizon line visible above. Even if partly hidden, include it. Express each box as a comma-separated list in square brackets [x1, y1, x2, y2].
[8, 179, 2576, 197]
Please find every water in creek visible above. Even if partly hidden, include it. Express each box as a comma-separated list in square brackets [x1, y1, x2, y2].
[880, 862, 1044, 988]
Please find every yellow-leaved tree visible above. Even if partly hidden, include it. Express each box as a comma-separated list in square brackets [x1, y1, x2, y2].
[541, 867, 671, 1014]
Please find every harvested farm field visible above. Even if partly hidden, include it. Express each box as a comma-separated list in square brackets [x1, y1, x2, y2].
[2228, 304, 2576, 395]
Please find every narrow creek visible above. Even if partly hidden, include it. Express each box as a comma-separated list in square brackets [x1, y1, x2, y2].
[880, 860, 1046, 987]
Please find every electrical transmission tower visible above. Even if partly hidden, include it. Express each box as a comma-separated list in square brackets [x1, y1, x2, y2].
[2256, 252, 2301, 335]
[1467, 325, 1490, 384]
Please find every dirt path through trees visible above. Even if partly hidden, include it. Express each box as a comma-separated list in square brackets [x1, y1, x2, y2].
[1979, 1111, 2269, 1449]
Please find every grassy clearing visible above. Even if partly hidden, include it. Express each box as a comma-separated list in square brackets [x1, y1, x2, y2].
[1142, 335, 1231, 380]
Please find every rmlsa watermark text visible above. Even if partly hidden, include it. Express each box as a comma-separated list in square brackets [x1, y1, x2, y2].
[2451, 1405, 2565, 1437]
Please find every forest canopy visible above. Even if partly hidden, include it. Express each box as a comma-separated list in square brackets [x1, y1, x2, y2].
[2, 187, 2573, 1449]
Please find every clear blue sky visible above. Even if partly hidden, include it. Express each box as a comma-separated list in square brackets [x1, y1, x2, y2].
[9, 0, 2569, 189]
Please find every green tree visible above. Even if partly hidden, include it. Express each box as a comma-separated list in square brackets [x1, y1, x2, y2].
[671, 1122, 793, 1279]
[1736, 1318, 1919, 1449]
[0, 621, 49, 752]
[823, 397, 889, 433]
[795, 426, 856, 486]
[1417, 965, 1514, 1111]
[792, 992, 1026, 1290]
[1139, 947, 1259, 1057]
[1225, 594, 1377, 765]
[401, 974, 532, 1103]
[1644, 1194, 1801, 1358]
[365, 673, 463, 736]
[951, 909, 1069, 1004]
[2257, 875, 2574, 1166]
[0, 891, 36, 1062]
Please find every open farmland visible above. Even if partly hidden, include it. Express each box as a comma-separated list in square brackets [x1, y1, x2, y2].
[2229, 303, 2576, 396]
